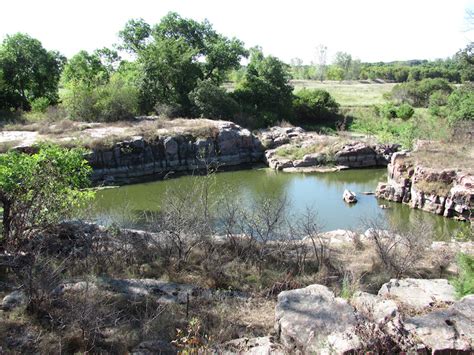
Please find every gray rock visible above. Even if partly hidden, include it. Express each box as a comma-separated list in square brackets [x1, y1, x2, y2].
[275, 284, 360, 354]
[378, 279, 456, 311]
[164, 137, 178, 156]
[1, 290, 27, 310]
[351, 291, 398, 325]
[343, 189, 357, 203]
[302, 152, 324, 164]
[405, 295, 474, 353]
[220, 336, 285, 355]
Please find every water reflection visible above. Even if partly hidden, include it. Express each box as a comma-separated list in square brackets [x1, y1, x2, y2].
[90, 167, 462, 239]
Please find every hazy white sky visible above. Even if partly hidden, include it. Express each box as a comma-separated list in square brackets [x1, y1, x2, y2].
[0, 0, 473, 63]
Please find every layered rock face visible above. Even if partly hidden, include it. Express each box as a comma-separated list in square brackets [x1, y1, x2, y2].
[376, 151, 474, 220]
[87, 122, 264, 185]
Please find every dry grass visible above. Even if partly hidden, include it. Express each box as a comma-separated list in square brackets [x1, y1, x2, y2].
[409, 140, 474, 174]
[274, 136, 345, 161]
[0, 118, 222, 151]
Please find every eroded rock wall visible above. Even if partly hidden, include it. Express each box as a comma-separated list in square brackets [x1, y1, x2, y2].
[376, 152, 474, 220]
[87, 122, 264, 185]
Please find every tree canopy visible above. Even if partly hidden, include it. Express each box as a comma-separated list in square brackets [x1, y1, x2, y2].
[119, 12, 248, 115]
[0, 33, 65, 110]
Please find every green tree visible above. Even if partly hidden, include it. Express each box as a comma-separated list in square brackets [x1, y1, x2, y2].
[190, 79, 238, 119]
[293, 88, 339, 123]
[61, 50, 110, 89]
[119, 13, 248, 115]
[333, 51, 352, 80]
[233, 48, 294, 126]
[0, 145, 93, 247]
[447, 84, 474, 123]
[0, 33, 64, 110]
[455, 43, 474, 82]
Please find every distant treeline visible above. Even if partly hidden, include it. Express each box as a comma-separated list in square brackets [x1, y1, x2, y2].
[285, 49, 473, 83]
[0, 12, 472, 128]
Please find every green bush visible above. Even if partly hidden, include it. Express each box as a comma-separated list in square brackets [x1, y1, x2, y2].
[233, 48, 294, 128]
[190, 80, 238, 120]
[446, 85, 474, 123]
[379, 103, 398, 119]
[451, 253, 474, 298]
[95, 76, 139, 121]
[396, 103, 415, 120]
[61, 76, 139, 122]
[292, 88, 339, 123]
[30, 97, 51, 113]
[61, 84, 100, 121]
[391, 78, 453, 107]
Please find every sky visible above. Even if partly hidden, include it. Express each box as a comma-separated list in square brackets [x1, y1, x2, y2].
[0, 0, 473, 64]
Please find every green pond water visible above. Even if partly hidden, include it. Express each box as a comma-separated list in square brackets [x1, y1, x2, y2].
[90, 167, 462, 239]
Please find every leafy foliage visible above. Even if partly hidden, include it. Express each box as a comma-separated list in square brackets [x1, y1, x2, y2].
[233, 48, 294, 127]
[119, 12, 247, 115]
[292, 88, 339, 123]
[396, 103, 415, 120]
[451, 253, 474, 298]
[446, 84, 474, 123]
[0, 145, 93, 246]
[0, 33, 64, 110]
[391, 78, 453, 107]
[190, 79, 238, 119]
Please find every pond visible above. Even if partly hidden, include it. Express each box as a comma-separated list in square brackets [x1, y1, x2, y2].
[89, 167, 462, 240]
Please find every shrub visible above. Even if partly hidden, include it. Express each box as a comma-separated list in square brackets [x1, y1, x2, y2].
[95, 77, 139, 121]
[292, 88, 339, 124]
[30, 97, 51, 113]
[190, 80, 238, 120]
[451, 253, 474, 298]
[379, 103, 398, 119]
[396, 103, 415, 120]
[429, 90, 449, 107]
[61, 76, 139, 122]
[61, 84, 100, 121]
[446, 85, 474, 123]
[391, 78, 453, 107]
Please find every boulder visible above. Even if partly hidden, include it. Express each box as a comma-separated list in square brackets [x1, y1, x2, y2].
[220, 336, 285, 355]
[164, 137, 178, 157]
[378, 279, 456, 311]
[275, 284, 360, 354]
[351, 291, 398, 325]
[405, 295, 474, 353]
[1, 290, 27, 310]
[343, 189, 357, 203]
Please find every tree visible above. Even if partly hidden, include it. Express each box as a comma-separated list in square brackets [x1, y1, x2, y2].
[0, 33, 64, 110]
[334, 51, 352, 80]
[0, 145, 93, 247]
[119, 13, 248, 115]
[233, 47, 294, 126]
[316, 44, 328, 82]
[293, 88, 339, 123]
[61, 50, 110, 89]
[455, 42, 474, 82]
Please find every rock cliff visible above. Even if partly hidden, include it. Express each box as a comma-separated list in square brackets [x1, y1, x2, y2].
[376, 151, 474, 221]
[87, 121, 264, 185]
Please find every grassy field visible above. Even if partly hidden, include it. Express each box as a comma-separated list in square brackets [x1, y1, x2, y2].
[291, 80, 395, 107]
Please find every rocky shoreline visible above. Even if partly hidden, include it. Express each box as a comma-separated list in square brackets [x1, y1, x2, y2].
[1, 120, 472, 221]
